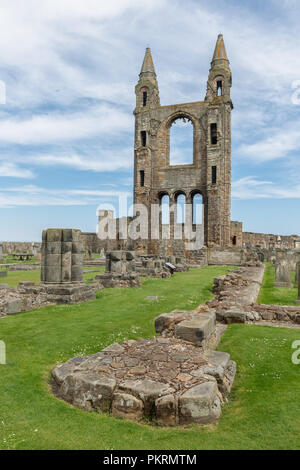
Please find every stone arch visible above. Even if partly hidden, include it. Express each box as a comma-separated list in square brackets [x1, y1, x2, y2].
[174, 190, 186, 224]
[158, 192, 170, 226]
[159, 111, 198, 167]
[190, 190, 204, 225]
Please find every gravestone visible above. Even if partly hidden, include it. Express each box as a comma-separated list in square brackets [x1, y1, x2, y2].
[274, 259, 293, 288]
[296, 263, 300, 304]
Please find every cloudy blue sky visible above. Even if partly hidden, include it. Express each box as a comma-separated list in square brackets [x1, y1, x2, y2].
[0, 0, 300, 241]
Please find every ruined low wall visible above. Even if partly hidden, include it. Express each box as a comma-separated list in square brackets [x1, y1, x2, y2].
[0, 242, 41, 254]
[242, 232, 300, 250]
[207, 247, 246, 266]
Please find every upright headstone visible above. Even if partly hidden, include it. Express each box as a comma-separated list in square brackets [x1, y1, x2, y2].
[296, 263, 300, 304]
[274, 259, 293, 288]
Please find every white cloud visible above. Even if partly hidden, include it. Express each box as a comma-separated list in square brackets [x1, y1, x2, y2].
[237, 123, 300, 162]
[0, 184, 131, 208]
[0, 162, 35, 178]
[27, 149, 133, 172]
[0, 105, 132, 145]
[232, 176, 300, 199]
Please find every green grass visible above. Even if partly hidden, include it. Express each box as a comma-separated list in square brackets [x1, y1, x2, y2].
[1, 266, 300, 449]
[0, 255, 38, 265]
[257, 263, 298, 305]
[1, 267, 105, 287]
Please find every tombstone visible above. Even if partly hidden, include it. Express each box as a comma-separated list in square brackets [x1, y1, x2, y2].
[257, 252, 264, 262]
[296, 263, 300, 304]
[41, 228, 95, 303]
[31, 242, 40, 257]
[274, 259, 293, 288]
[0, 340, 6, 365]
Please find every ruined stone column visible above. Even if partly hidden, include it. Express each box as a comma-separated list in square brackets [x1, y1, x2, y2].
[0, 243, 2, 261]
[41, 228, 95, 303]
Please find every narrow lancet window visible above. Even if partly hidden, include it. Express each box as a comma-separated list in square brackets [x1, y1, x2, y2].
[217, 80, 222, 96]
[212, 166, 217, 184]
[140, 170, 145, 187]
[143, 91, 147, 107]
[141, 131, 147, 147]
[210, 124, 217, 145]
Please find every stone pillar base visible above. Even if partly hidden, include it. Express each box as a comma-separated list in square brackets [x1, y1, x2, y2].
[274, 282, 293, 289]
[95, 273, 141, 289]
[40, 282, 96, 304]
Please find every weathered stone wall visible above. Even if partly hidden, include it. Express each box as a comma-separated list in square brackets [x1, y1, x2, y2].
[242, 232, 300, 250]
[207, 247, 248, 266]
[0, 241, 41, 255]
[230, 221, 243, 247]
[133, 36, 233, 256]
[80, 233, 103, 254]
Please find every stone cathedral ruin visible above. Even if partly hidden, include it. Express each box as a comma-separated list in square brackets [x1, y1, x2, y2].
[2, 35, 300, 427]
[95, 34, 300, 265]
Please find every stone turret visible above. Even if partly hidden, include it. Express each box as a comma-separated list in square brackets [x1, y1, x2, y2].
[206, 34, 232, 104]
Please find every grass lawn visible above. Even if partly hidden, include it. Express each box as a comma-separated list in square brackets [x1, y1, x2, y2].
[1, 266, 300, 450]
[1, 267, 105, 287]
[257, 262, 298, 305]
[0, 256, 38, 265]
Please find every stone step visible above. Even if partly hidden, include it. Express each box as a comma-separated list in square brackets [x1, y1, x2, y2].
[174, 311, 216, 347]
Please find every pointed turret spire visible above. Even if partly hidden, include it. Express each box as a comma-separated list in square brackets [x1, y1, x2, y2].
[139, 47, 157, 79]
[211, 34, 229, 67]
[206, 34, 232, 103]
[135, 47, 160, 110]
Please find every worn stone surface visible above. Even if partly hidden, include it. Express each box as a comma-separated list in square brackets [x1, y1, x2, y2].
[179, 380, 221, 425]
[52, 336, 236, 426]
[40, 228, 96, 304]
[274, 259, 293, 289]
[0, 283, 51, 317]
[208, 265, 265, 324]
[95, 272, 141, 289]
[41, 228, 83, 284]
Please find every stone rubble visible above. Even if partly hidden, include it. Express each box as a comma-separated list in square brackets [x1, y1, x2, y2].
[52, 336, 236, 426]
[0, 282, 52, 318]
[208, 264, 300, 325]
[94, 251, 189, 288]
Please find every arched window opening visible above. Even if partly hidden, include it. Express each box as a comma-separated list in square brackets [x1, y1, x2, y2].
[217, 80, 223, 96]
[140, 170, 145, 187]
[141, 131, 147, 147]
[143, 91, 147, 107]
[192, 193, 203, 224]
[210, 124, 217, 145]
[170, 116, 193, 165]
[161, 195, 170, 224]
[176, 193, 186, 224]
[212, 165, 217, 184]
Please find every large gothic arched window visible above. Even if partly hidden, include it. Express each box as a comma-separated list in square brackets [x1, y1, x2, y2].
[170, 116, 193, 165]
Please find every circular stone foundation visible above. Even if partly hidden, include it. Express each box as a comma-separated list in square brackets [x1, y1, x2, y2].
[52, 337, 236, 426]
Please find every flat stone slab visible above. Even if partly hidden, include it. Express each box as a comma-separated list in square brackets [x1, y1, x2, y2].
[155, 307, 217, 348]
[174, 312, 216, 347]
[52, 337, 236, 426]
